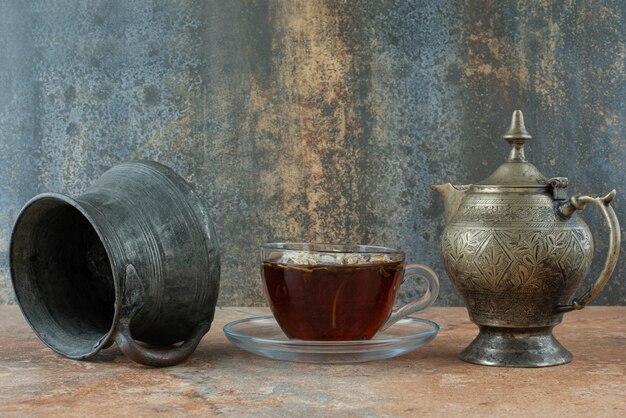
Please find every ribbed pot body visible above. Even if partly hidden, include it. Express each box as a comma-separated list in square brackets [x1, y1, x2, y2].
[11, 161, 220, 358]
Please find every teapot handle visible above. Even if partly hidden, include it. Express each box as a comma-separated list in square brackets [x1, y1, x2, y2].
[555, 190, 621, 313]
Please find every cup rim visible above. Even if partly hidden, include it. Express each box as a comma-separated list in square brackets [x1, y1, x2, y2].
[260, 242, 405, 255]
[10, 192, 121, 359]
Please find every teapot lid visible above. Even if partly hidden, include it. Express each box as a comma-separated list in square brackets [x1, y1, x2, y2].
[474, 110, 549, 190]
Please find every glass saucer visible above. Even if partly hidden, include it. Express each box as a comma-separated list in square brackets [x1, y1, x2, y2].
[223, 316, 439, 363]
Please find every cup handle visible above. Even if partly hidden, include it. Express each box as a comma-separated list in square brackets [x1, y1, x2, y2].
[380, 263, 440, 331]
[555, 191, 621, 313]
[114, 264, 211, 367]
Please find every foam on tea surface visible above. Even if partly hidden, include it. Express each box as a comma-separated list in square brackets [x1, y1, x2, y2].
[269, 251, 397, 266]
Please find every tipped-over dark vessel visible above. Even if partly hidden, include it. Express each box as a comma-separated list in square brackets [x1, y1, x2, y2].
[11, 161, 220, 367]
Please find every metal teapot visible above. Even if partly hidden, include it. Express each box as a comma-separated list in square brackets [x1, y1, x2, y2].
[432, 111, 620, 367]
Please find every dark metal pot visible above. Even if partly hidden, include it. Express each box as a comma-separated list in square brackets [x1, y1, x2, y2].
[10, 161, 220, 367]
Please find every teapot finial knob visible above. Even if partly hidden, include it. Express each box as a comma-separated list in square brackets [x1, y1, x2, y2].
[503, 110, 532, 161]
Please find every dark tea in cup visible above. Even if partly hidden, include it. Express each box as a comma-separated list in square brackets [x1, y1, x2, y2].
[261, 243, 439, 341]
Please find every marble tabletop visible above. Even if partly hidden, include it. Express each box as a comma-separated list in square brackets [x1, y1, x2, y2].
[0, 306, 624, 417]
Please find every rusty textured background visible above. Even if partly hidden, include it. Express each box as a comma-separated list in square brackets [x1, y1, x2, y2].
[0, 0, 624, 306]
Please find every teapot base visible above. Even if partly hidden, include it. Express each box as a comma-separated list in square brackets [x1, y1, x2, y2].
[460, 326, 572, 367]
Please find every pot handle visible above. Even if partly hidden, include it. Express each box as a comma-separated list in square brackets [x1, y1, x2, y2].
[555, 190, 621, 313]
[115, 264, 211, 367]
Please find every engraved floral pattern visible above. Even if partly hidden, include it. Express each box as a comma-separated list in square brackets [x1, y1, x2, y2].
[444, 229, 592, 288]
[441, 195, 594, 326]
[472, 235, 512, 291]
[456, 204, 557, 224]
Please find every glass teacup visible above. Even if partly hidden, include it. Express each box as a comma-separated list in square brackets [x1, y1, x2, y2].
[261, 243, 439, 341]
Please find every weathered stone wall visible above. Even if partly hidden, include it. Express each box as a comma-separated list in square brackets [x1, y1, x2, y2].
[0, 1, 624, 305]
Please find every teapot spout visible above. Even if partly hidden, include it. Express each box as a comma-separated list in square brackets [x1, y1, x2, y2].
[431, 183, 471, 224]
